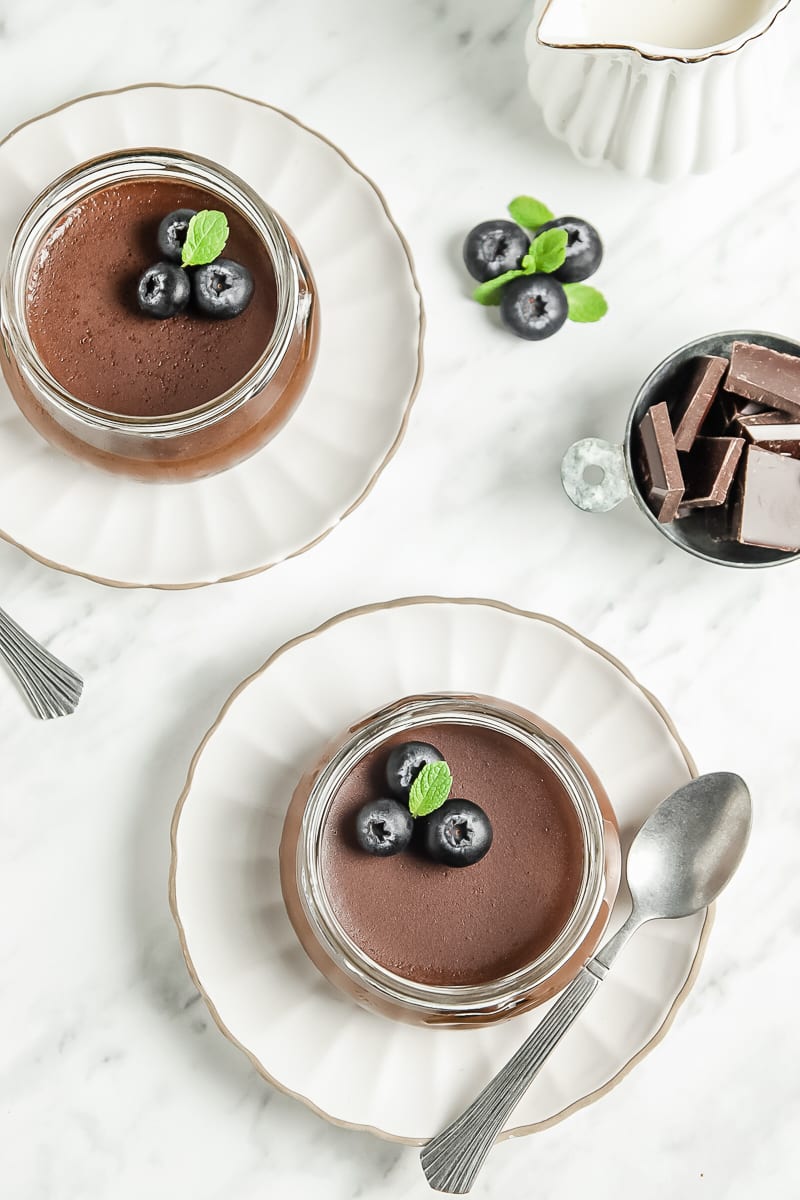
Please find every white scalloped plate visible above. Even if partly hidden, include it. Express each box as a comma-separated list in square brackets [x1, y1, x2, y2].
[170, 597, 710, 1143]
[0, 85, 423, 587]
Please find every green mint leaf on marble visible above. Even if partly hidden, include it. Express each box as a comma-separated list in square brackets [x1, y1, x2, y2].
[472, 269, 525, 306]
[528, 227, 568, 274]
[409, 760, 453, 818]
[508, 195, 554, 230]
[181, 210, 229, 267]
[563, 283, 608, 323]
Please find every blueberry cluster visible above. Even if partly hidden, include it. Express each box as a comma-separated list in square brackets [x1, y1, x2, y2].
[355, 741, 493, 869]
[137, 209, 254, 320]
[464, 201, 605, 341]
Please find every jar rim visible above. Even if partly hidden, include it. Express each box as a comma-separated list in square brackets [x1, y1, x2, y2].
[295, 693, 612, 1020]
[0, 148, 303, 435]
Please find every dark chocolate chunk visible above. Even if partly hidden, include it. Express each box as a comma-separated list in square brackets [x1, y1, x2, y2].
[637, 401, 684, 523]
[731, 409, 787, 433]
[676, 436, 744, 516]
[735, 446, 800, 551]
[671, 355, 727, 451]
[714, 391, 767, 432]
[734, 412, 800, 458]
[727, 341, 800, 419]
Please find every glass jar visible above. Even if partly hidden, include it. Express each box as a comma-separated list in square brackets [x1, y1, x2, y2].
[280, 694, 621, 1027]
[0, 150, 318, 482]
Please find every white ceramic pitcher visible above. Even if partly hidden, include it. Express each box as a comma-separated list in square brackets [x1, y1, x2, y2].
[525, 0, 795, 180]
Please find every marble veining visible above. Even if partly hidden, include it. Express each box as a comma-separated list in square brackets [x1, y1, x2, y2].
[0, 2, 799, 1198]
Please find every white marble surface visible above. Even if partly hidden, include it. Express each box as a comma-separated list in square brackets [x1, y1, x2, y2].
[0, 3, 799, 1197]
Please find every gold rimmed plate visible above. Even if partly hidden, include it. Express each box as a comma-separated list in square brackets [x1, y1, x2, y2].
[0, 84, 424, 587]
[170, 596, 710, 1143]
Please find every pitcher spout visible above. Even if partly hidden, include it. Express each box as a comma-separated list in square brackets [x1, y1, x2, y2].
[536, 0, 793, 62]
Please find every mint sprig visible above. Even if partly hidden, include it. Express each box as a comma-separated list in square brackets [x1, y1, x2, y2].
[409, 760, 452, 818]
[563, 283, 608, 323]
[527, 227, 568, 274]
[508, 195, 554, 230]
[473, 269, 525, 306]
[181, 210, 229, 268]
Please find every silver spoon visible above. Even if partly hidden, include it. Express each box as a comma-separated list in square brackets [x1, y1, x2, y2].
[421, 772, 752, 1194]
[0, 606, 83, 719]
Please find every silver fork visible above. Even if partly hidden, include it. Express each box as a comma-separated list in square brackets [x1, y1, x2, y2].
[0, 606, 83, 719]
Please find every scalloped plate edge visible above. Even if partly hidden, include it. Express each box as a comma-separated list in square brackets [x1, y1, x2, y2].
[169, 595, 710, 1145]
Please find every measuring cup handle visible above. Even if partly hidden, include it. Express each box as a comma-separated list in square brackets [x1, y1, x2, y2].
[561, 437, 630, 514]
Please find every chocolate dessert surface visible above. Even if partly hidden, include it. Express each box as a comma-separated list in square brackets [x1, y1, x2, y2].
[320, 721, 586, 988]
[25, 179, 278, 418]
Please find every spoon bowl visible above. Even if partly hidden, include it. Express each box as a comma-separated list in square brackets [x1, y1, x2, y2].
[626, 772, 752, 921]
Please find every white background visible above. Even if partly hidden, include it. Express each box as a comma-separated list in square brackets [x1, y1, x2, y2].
[0, 2, 798, 1198]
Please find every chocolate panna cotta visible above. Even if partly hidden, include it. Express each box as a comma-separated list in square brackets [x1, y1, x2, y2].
[635, 340, 800, 551]
[321, 721, 588, 987]
[24, 179, 278, 419]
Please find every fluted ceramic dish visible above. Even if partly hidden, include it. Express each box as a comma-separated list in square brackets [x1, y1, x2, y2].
[170, 597, 709, 1143]
[525, 0, 795, 181]
[0, 85, 423, 587]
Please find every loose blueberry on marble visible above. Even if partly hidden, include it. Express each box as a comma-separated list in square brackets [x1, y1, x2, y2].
[463, 220, 529, 283]
[535, 216, 603, 283]
[157, 208, 197, 263]
[421, 798, 493, 867]
[355, 797, 414, 857]
[137, 261, 191, 319]
[386, 741, 445, 800]
[500, 274, 568, 341]
[192, 258, 254, 319]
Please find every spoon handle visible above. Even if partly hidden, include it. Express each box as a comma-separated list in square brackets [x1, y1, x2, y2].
[0, 607, 83, 719]
[420, 966, 601, 1194]
[420, 910, 642, 1194]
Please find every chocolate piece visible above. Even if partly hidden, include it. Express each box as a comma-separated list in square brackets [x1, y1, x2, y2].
[727, 342, 800, 419]
[714, 391, 767, 432]
[637, 401, 684, 522]
[671, 355, 727, 451]
[676, 436, 744, 515]
[736, 446, 800, 551]
[734, 412, 800, 459]
[731, 409, 788, 433]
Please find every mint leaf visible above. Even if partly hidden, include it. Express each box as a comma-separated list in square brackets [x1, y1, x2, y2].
[508, 195, 554, 229]
[181, 210, 229, 267]
[521, 252, 537, 273]
[529, 227, 568, 274]
[409, 760, 452, 818]
[472, 269, 524, 306]
[563, 283, 608, 323]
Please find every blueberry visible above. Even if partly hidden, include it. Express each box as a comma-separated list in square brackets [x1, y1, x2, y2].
[192, 258, 254, 319]
[385, 741, 444, 800]
[535, 216, 603, 283]
[500, 273, 568, 341]
[421, 799, 493, 868]
[157, 209, 197, 263]
[463, 220, 529, 283]
[355, 797, 414, 857]
[137, 262, 190, 319]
